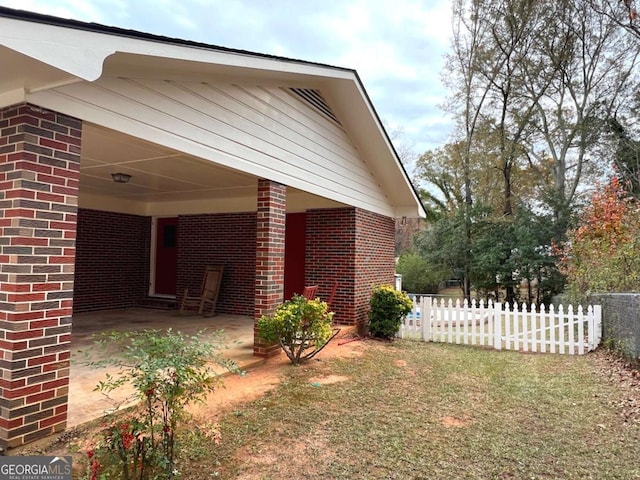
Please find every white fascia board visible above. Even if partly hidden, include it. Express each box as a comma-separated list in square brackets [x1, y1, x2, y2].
[0, 16, 354, 84]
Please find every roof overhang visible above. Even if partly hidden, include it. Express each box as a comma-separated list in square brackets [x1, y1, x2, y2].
[0, 6, 426, 219]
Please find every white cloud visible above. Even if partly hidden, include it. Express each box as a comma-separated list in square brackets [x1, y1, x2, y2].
[0, 0, 127, 23]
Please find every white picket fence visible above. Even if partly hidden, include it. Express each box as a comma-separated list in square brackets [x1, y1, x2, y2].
[398, 296, 602, 355]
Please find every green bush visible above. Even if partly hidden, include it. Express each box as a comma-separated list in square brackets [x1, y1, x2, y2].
[257, 294, 335, 365]
[368, 285, 413, 339]
[396, 252, 442, 293]
[84, 328, 239, 479]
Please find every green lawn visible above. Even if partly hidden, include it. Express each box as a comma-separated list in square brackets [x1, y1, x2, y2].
[200, 340, 639, 480]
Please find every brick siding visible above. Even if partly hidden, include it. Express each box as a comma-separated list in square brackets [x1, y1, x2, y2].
[0, 103, 80, 447]
[354, 208, 396, 324]
[73, 209, 150, 312]
[306, 207, 395, 326]
[177, 212, 257, 316]
[306, 208, 356, 324]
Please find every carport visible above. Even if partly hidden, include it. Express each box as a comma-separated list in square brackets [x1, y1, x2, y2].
[0, 7, 425, 448]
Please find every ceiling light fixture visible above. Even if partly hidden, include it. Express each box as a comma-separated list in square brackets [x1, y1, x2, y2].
[111, 172, 132, 184]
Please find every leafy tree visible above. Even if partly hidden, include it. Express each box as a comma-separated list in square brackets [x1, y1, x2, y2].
[395, 252, 442, 294]
[559, 177, 640, 302]
[414, 206, 475, 297]
[446, 0, 639, 237]
[414, 203, 564, 305]
[414, 146, 466, 217]
[469, 214, 519, 301]
[509, 207, 566, 304]
[524, 0, 638, 232]
[414, 139, 524, 217]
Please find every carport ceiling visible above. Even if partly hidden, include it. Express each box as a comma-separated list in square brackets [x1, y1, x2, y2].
[79, 122, 265, 202]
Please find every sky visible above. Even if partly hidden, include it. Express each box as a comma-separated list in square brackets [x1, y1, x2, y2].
[0, 0, 455, 160]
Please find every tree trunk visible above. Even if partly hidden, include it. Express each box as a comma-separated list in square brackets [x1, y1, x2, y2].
[503, 162, 513, 216]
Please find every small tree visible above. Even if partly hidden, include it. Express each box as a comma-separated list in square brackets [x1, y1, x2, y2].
[368, 285, 413, 339]
[85, 328, 238, 479]
[395, 253, 442, 294]
[257, 294, 335, 366]
[559, 177, 640, 302]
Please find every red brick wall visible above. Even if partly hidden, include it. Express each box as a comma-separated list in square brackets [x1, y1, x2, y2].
[306, 207, 395, 326]
[73, 209, 150, 313]
[0, 103, 80, 447]
[354, 208, 396, 324]
[306, 208, 356, 324]
[177, 213, 256, 316]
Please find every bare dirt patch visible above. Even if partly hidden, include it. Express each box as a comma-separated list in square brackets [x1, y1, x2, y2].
[440, 415, 470, 428]
[195, 330, 366, 418]
[308, 374, 349, 386]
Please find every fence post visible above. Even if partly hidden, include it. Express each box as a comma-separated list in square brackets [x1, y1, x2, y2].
[494, 303, 502, 350]
[577, 305, 585, 355]
[422, 296, 431, 342]
[593, 304, 602, 349]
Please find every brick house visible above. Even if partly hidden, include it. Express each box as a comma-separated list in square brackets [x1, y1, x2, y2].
[0, 7, 425, 447]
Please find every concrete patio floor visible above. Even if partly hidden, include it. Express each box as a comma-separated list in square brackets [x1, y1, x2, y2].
[68, 308, 260, 427]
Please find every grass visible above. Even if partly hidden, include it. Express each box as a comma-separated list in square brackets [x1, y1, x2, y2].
[26, 339, 639, 479]
[200, 340, 640, 479]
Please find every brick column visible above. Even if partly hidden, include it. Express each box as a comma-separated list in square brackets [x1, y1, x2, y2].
[253, 179, 286, 357]
[0, 103, 80, 448]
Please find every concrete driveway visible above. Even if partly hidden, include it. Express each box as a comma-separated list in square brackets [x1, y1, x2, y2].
[68, 308, 259, 427]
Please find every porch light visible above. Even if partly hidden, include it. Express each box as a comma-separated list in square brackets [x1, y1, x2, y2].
[111, 172, 132, 183]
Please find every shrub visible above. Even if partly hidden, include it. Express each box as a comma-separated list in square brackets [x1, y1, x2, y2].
[395, 252, 441, 293]
[559, 177, 640, 303]
[84, 328, 239, 479]
[368, 285, 413, 339]
[257, 294, 335, 365]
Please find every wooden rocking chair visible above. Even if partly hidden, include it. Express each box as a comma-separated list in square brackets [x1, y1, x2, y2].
[325, 280, 338, 310]
[180, 265, 223, 317]
[302, 285, 318, 300]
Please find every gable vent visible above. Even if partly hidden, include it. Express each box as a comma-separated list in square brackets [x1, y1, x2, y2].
[290, 88, 341, 125]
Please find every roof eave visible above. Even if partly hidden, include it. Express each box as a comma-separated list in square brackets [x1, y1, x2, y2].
[0, 5, 426, 219]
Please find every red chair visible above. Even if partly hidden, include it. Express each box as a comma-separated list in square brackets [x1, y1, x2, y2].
[325, 281, 338, 310]
[302, 285, 318, 300]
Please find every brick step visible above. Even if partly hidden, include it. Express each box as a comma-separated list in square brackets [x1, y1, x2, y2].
[137, 297, 178, 310]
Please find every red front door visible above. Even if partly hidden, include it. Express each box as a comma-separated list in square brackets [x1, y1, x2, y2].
[155, 217, 178, 296]
[284, 213, 306, 300]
